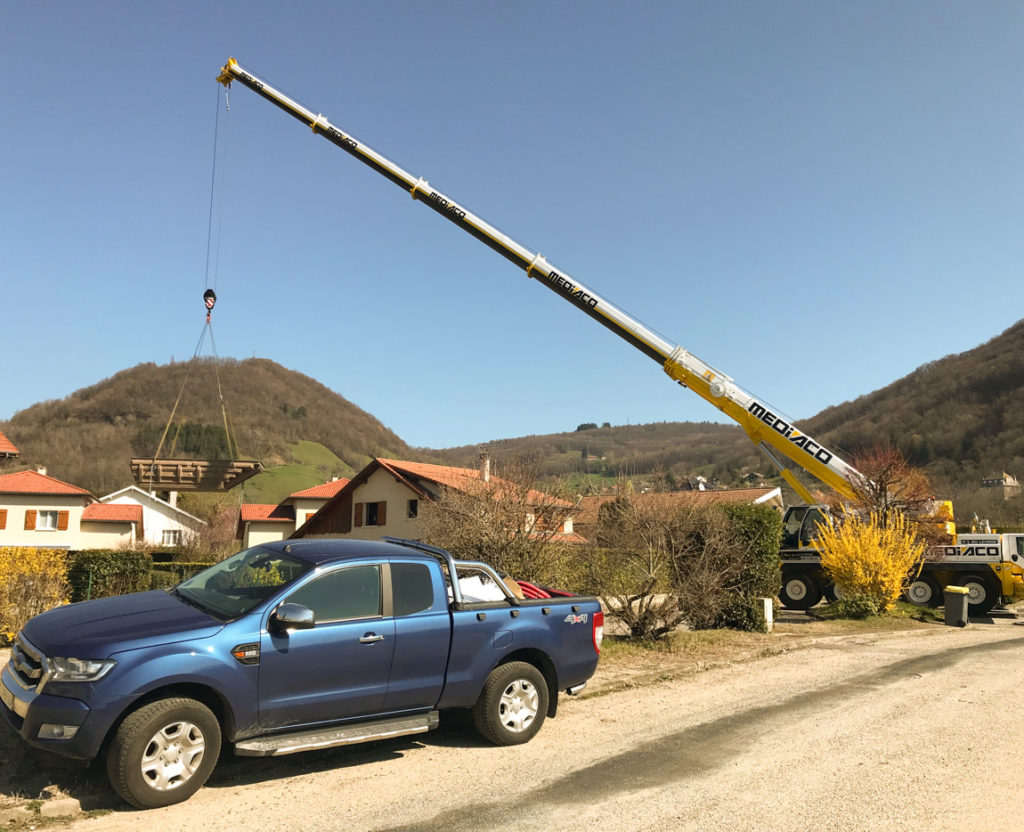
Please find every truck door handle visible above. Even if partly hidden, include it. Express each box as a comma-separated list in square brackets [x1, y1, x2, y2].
[358, 633, 385, 643]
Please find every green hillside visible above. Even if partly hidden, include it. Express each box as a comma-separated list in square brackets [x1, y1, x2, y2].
[0, 358, 410, 495]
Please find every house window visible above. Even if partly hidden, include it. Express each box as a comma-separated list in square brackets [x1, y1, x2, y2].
[36, 511, 58, 531]
[354, 501, 387, 527]
[162, 530, 182, 546]
[407, 499, 418, 519]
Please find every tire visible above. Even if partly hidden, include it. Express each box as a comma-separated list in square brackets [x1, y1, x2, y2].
[824, 583, 845, 602]
[106, 697, 221, 809]
[779, 572, 822, 611]
[472, 661, 548, 746]
[904, 576, 940, 607]
[960, 574, 998, 616]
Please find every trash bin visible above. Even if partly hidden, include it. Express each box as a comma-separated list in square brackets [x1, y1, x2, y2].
[944, 585, 969, 627]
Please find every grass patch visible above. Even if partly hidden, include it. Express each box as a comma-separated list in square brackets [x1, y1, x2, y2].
[809, 601, 944, 627]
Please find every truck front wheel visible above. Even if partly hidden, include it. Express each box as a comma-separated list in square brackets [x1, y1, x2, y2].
[473, 661, 548, 746]
[106, 697, 221, 809]
[779, 572, 821, 611]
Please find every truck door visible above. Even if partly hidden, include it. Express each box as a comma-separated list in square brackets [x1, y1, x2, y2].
[381, 560, 451, 712]
[258, 563, 395, 731]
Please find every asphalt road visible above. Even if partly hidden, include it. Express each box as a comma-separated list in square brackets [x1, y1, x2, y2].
[63, 618, 1024, 832]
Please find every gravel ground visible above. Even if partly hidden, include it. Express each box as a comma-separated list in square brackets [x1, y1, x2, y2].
[44, 617, 1024, 832]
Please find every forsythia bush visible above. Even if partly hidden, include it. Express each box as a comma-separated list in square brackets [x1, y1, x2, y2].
[0, 547, 70, 643]
[817, 511, 924, 616]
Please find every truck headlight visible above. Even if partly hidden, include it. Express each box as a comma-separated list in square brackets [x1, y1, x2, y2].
[47, 657, 116, 682]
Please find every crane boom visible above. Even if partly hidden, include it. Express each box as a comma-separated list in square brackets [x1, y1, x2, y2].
[216, 57, 861, 503]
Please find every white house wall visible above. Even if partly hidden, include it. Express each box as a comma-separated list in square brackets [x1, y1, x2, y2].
[307, 468, 423, 541]
[0, 494, 88, 549]
[243, 522, 292, 549]
[104, 490, 203, 546]
[79, 521, 135, 549]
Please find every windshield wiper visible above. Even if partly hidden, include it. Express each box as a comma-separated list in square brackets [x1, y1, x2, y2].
[170, 587, 210, 614]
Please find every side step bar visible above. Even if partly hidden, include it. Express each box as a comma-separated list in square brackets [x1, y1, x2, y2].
[234, 711, 440, 757]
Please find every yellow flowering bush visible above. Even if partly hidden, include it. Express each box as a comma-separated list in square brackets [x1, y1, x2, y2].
[0, 547, 70, 642]
[816, 511, 924, 615]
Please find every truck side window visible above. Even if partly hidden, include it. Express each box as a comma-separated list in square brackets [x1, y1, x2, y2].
[1017, 537, 1024, 559]
[287, 565, 381, 623]
[783, 508, 806, 547]
[391, 563, 435, 616]
[802, 509, 827, 544]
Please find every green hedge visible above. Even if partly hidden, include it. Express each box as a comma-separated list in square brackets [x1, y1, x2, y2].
[150, 561, 214, 590]
[67, 552, 217, 600]
[713, 503, 783, 632]
[67, 550, 153, 602]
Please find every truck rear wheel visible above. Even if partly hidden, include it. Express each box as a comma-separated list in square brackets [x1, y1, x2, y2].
[779, 572, 821, 611]
[473, 661, 548, 746]
[904, 576, 940, 607]
[960, 574, 998, 615]
[106, 697, 221, 809]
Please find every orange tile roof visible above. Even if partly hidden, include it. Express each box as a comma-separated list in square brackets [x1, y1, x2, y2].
[82, 504, 143, 524]
[239, 504, 295, 523]
[376, 459, 573, 507]
[0, 469, 91, 496]
[290, 479, 350, 499]
[0, 429, 18, 456]
[575, 487, 781, 526]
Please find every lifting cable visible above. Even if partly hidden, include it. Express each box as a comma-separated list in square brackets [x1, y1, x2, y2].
[144, 86, 241, 486]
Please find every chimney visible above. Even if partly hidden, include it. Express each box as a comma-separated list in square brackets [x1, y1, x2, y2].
[36, 466, 47, 476]
[479, 452, 491, 483]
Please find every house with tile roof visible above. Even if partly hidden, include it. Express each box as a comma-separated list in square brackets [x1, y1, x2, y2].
[573, 486, 783, 538]
[236, 478, 350, 548]
[0, 469, 146, 549]
[292, 458, 583, 543]
[0, 429, 18, 459]
[98, 486, 205, 548]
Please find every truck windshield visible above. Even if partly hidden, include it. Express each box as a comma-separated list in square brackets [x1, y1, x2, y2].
[174, 547, 313, 620]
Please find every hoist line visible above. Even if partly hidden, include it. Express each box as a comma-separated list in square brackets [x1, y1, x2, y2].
[206, 323, 240, 460]
[147, 323, 212, 484]
[203, 85, 229, 294]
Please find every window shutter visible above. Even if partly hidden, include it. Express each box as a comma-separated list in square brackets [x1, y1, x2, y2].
[354, 502, 364, 527]
[0, 509, 6, 529]
[377, 501, 387, 527]
[25, 510, 37, 530]
[57, 511, 69, 531]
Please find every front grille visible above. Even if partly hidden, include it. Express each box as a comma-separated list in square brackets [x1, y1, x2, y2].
[9, 635, 45, 692]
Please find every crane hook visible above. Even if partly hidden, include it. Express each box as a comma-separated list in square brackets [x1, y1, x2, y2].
[204, 288, 217, 322]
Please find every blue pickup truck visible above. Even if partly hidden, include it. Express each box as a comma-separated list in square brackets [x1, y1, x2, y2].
[1, 538, 602, 809]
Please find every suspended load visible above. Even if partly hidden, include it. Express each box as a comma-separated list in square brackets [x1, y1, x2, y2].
[130, 287, 263, 492]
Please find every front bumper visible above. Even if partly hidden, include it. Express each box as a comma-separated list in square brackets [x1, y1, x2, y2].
[1, 662, 95, 760]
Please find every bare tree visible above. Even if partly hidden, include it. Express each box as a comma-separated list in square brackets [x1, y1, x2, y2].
[417, 458, 578, 584]
[846, 447, 935, 523]
[581, 493, 749, 638]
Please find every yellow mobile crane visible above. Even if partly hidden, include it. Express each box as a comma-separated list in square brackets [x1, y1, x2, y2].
[215, 58, 1020, 614]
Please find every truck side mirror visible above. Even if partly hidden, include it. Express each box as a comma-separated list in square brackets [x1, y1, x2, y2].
[270, 602, 315, 633]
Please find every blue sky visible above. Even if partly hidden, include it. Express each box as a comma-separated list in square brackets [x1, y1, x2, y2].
[2, 1, 1022, 450]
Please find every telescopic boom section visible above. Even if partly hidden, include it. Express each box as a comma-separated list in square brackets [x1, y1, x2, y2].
[217, 57, 860, 503]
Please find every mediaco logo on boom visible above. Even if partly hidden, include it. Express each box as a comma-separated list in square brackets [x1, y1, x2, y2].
[747, 402, 834, 464]
[545, 271, 599, 309]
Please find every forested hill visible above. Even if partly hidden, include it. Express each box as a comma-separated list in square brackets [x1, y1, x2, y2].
[3, 319, 1022, 503]
[433, 320, 1024, 498]
[801, 319, 1024, 490]
[1, 358, 411, 495]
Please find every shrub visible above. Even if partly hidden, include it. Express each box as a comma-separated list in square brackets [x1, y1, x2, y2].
[816, 511, 925, 614]
[67, 550, 153, 602]
[581, 498, 781, 637]
[0, 547, 70, 642]
[711, 504, 783, 632]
